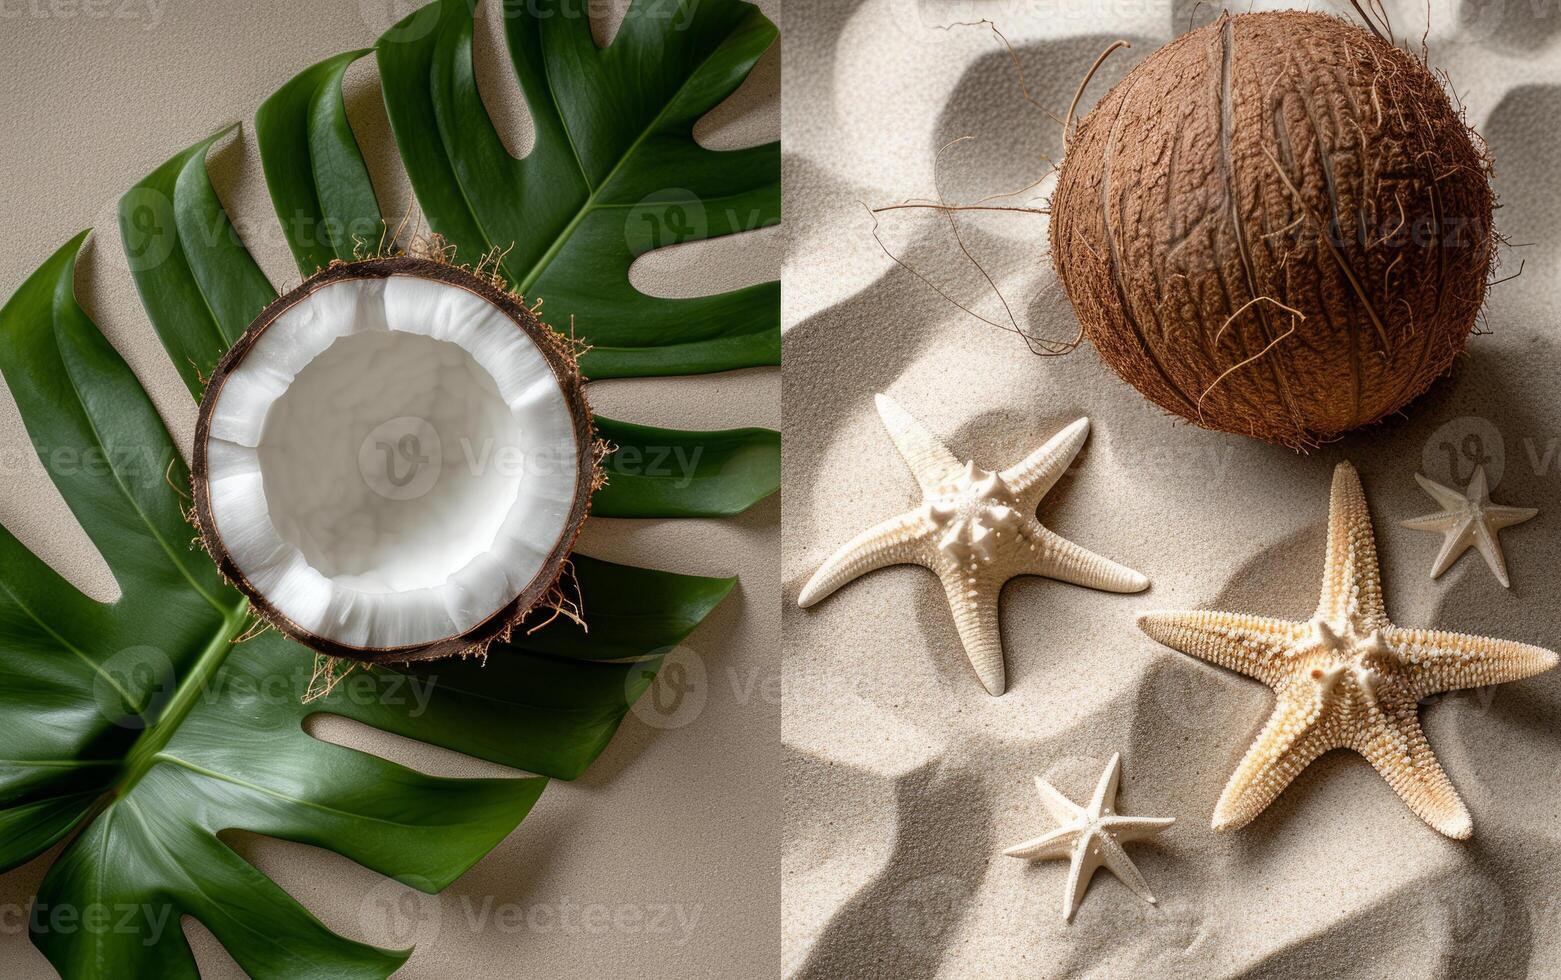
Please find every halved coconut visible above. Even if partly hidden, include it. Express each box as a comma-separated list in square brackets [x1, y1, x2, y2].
[192, 256, 595, 663]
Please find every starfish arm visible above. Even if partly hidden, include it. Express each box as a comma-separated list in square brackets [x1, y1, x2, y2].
[1467, 466, 1491, 503]
[938, 569, 1008, 696]
[1485, 504, 1539, 530]
[1418, 516, 1477, 580]
[1399, 509, 1460, 532]
[1212, 687, 1333, 831]
[1102, 814, 1176, 844]
[1003, 826, 1078, 860]
[1063, 841, 1102, 922]
[1315, 462, 1389, 628]
[1087, 753, 1123, 816]
[1388, 626, 1559, 697]
[1137, 610, 1304, 687]
[1415, 471, 1470, 511]
[1470, 519, 1511, 587]
[1353, 706, 1473, 839]
[1034, 776, 1086, 824]
[1096, 834, 1157, 904]
[798, 511, 931, 607]
[1030, 525, 1150, 594]
[874, 393, 962, 493]
[1000, 417, 1089, 508]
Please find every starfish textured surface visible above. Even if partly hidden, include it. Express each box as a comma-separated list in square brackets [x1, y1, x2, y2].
[1401, 466, 1537, 588]
[1139, 462, 1559, 839]
[798, 394, 1148, 695]
[1003, 753, 1174, 921]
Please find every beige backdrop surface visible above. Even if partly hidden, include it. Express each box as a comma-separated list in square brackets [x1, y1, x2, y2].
[0, 0, 779, 977]
[783, 0, 1561, 976]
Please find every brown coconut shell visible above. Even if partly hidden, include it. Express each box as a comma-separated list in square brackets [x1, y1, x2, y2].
[191, 255, 597, 665]
[1050, 10, 1495, 448]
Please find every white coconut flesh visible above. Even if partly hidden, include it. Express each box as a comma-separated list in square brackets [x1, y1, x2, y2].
[202, 274, 582, 651]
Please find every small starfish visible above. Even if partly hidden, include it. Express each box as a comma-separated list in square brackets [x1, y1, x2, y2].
[798, 394, 1148, 695]
[1140, 462, 1558, 839]
[1401, 466, 1537, 588]
[1003, 753, 1175, 921]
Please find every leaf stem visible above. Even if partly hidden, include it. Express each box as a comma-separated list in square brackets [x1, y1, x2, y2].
[116, 602, 251, 796]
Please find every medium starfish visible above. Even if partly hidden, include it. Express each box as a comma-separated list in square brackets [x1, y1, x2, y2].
[1401, 466, 1537, 588]
[1003, 753, 1175, 921]
[798, 394, 1148, 695]
[1139, 462, 1558, 839]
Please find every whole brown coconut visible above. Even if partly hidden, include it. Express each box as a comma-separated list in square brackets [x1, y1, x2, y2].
[1049, 10, 1495, 448]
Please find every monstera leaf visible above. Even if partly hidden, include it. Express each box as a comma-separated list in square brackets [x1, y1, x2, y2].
[0, 235, 733, 976]
[257, 0, 781, 380]
[0, 0, 777, 974]
[254, 48, 383, 274]
[252, 0, 781, 513]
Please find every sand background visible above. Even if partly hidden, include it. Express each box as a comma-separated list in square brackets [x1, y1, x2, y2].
[0, 0, 779, 976]
[782, 0, 1561, 975]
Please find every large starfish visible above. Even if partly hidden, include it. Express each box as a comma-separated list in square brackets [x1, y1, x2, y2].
[1003, 753, 1175, 921]
[1401, 466, 1537, 588]
[1140, 462, 1558, 839]
[798, 394, 1148, 695]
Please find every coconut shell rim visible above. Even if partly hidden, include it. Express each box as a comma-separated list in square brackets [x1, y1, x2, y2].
[190, 255, 596, 665]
